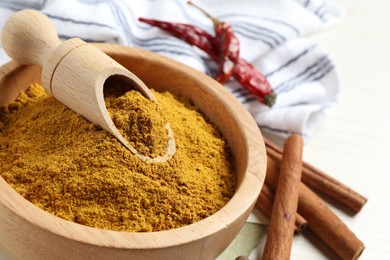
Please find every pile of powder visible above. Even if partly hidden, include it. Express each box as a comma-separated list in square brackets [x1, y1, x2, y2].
[0, 84, 236, 232]
[105, 85, 168, 158]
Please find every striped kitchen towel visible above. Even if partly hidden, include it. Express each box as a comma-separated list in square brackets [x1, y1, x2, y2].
[0, 0, 343, 141]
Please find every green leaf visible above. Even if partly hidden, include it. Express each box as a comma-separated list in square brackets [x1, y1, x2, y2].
[217, 222, 266, 260]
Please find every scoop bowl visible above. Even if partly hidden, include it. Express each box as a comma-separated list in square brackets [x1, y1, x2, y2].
[0, 45, 266, 260]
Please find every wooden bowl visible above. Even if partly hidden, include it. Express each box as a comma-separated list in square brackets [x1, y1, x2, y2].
[0, 44, 266, 260]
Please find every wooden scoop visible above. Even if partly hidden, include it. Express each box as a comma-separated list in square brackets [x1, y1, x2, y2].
[1, 10, 176, 163]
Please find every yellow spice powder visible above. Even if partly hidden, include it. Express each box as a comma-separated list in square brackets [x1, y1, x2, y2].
[104, 84, 168, 158]
[0, 84, 236, 232]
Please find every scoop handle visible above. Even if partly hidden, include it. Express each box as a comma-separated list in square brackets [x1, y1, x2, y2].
[1, 9, 61, 67]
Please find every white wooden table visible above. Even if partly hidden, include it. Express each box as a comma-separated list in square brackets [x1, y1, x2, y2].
[1, 0, 389, 259]
[288, 0, 390, 258]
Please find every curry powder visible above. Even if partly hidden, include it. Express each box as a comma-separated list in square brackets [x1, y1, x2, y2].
[0, 84, 236, 232]
[104, 84, 168, 158]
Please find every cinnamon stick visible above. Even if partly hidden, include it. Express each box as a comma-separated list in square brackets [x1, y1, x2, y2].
[262, 134, 303, 260]
[256, 184, 307, 233]
[293, 208, 307, 234]
[301, 162, 367, 213]
[266, 156, 365, 259]
[255, 186, 273, 219]
[264, 137, 367, 213]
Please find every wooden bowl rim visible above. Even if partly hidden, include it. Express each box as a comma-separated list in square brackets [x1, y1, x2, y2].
[0, 44, 266, 249]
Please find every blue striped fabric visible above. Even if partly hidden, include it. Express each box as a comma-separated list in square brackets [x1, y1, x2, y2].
[0, 0, 343, 141]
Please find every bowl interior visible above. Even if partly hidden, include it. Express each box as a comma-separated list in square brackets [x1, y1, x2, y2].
[0, 45, 266, 259]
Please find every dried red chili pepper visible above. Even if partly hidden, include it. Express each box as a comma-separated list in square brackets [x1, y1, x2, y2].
[234, 58, 276, 106]
[188, 1, 239, 84]
[213, 23, 240, 84]
[138, 18, 276, 107]
[138, 17, 215, 58]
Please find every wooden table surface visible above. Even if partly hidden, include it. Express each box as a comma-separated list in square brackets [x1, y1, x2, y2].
[288, 0, 390, 259]
[1, 0, 389, 259]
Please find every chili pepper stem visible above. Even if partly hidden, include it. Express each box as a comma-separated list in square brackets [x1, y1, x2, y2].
[187, 1, 220, 28]
[264, 92, 277, 107]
